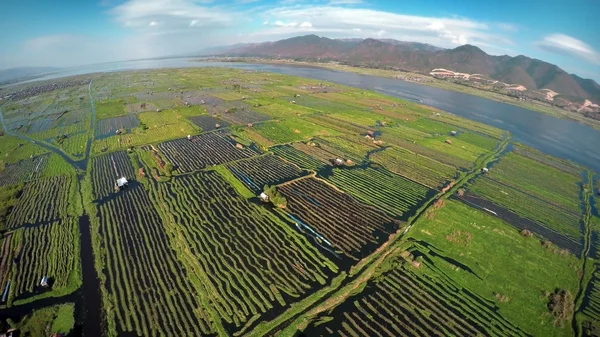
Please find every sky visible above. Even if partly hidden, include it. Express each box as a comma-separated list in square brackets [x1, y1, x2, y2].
[0, 0, 599, 81]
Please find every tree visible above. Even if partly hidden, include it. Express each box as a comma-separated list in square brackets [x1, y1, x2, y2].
[263, 185, 287, 208]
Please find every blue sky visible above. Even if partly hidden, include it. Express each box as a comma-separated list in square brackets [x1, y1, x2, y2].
[1, 0, 599, 81]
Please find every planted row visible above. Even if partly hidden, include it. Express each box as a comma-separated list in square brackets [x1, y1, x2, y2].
[0, 154, 49, 187]
[0, 219, 78, 306]
[271, 145, 326, 171]
[149, 171, 337, 332]
[90, 151, 136, 200]
[303, 260, 527, 337]
[94, 185, 215, 336]
[279, 177, 399, 261]
[226, 155, 307, 193]
[5, 175, 71, 230]
[371, 146, 457, 189]
[323, 166, 435, 219]
[158, 130, 260, 173]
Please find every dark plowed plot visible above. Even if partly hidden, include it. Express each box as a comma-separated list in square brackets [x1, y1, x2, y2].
[456, 192, 582, 254]
[279, 178, 399, 261]
[5, 175, 71, 230]
[95, 115, 140, 139]
[303, 263, 528, 337]
[91, 151, 136, 200]
[96, 185, 215, 336]
[226, 155, 308, 193]
[152, 172, 336, 332]
[157, 130, 260, 173]
[0, 154, 49, 187]
[188, 115, 230, 131]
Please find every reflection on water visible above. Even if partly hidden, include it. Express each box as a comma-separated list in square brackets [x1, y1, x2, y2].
[8, 57, 600, 172]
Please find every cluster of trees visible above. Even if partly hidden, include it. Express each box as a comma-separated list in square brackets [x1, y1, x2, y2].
[263, 185, 287, 208]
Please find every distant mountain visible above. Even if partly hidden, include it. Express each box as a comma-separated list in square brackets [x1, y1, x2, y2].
[0, 66, 61, 83]
[211, 35, 600, 104]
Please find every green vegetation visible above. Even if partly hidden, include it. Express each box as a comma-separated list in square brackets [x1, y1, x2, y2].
[1, 67, 593, 337]
[370, 146, 458, 189]
[263, 184, 288, 208]
[409, 200, 579, 336]
[323, 166, 434, 218]
[467, 151, 583, 242]
[254, 118, 339, 144]
[7, 303, 75, 336]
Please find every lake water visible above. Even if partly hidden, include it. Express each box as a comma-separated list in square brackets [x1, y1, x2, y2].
[9, 58, 600, 172]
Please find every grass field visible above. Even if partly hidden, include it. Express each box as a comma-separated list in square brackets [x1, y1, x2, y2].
[409, 200, 580, 336]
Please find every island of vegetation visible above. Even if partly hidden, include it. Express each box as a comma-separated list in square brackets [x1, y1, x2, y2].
[0, 67, 598, 337]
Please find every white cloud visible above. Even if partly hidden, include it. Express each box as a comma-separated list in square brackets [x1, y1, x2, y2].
[299, 22, 313, 28]
[273, 20, 298, 27]
[263, 20, 269, 25]
[536, 34, 600, 64]
[257, 5, 511, 50]
[149, 21, 159, 26]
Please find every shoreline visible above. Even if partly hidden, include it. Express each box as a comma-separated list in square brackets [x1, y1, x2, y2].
[197, 57, 600, 130]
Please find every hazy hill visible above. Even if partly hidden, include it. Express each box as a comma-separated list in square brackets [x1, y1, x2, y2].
[211, 35, 600, 104]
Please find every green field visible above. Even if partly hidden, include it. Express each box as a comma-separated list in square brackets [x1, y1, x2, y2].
[409, 200, 580, 336]
[0, 67, 594, 337]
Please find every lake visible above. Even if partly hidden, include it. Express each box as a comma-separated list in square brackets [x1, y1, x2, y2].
[9, 58, 600, 172]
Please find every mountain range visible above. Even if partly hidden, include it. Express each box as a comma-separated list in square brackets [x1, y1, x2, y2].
[203, 35, 600, 104]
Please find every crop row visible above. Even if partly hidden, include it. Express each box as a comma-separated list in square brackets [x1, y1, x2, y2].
[370, 146, 457, 189]
[279, 178, 398, 261]
[5, 175, 71, 230]
[456, 192, 582, 254]
[158, 130, 260, 173]
[271, 145, 326, 171]
[379, 136, 472, 170]
[431, 112, 505, 139]
[95, 184, 214, 336]
[0, 219, 78, 306]
[303, 260, 526, 337]
[302, 114, 370, 136]
[316, 136, 378, 163]
[323, 166, 435, 219]
[226, 155, 307, 193]
[95, 115, 140, 138]
[488, 152, 581, 213]
[468, 176, 582, 241]
[217, 105, 270, 125]
[91, 151, 136, 200]
[150, 171, 336, 331]
[0, 154, 49, 187]
[512, 145, 581, 175]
